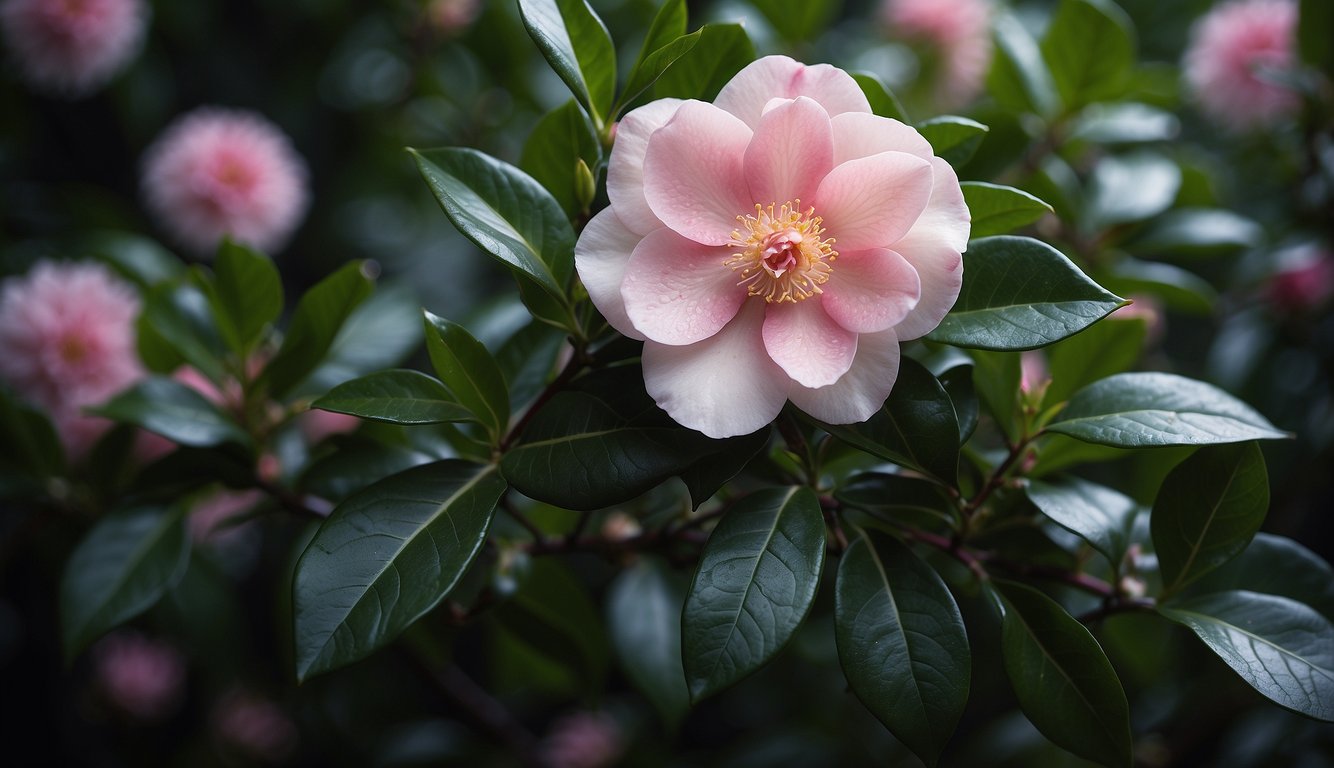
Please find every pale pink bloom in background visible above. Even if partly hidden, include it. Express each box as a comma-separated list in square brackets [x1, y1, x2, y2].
[576, 56, 969, 438]
[1183, 0, 1299, 130]
[427, 0, 479, 35]
[298, 408, 360, 444]
[142, 108, 310, 255]
[881, 0, 993, 107]
[0, 260, 144, 457]
[93, 632, 186, 721]
[212, 689, 299, 763]
[0, 0, 147, 95]
[539, 711, 625, 768]
[1267, 250, 1334, 311]
[190, 488, 264, 543]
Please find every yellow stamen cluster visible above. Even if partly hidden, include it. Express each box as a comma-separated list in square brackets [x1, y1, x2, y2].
[724, 200, 837, 303]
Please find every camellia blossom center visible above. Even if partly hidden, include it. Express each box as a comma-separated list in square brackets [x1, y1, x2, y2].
[725, 200, 837, 303]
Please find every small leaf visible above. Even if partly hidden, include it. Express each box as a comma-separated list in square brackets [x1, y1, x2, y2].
[520, 100, 602, 219]
[205, 240, 282, 355]
[300, 282, 424, 396]
[970, 349, 1021, 441]
[518, 0, 616, 126]
[1153, 442, 1269, 595]
[137, 281, 227, 381]
[836, 472, 957, 531]
[926, 236, 1126, 351]
[818, 357, 960, 484]
[682, 487, 825, 701]
[1160, 591, 1334, 722]
[938, 363, 978, 444]
[1048, 372, 1289, 448]
[1026, 477, 1137, 565]
[988, 10, 1060, 117]
[312, 369, 472, 425]
[1041, 0, 1136, 111]
[996, 581, 1133, 768]
[1085, 151, 1181, 228]
[961, 182, 1053, 238]
[678, 426, 771, 509]
[423, 311, 510, 444]
[495, 320, 567, 411]
[1043, 314, 1147, 407]
[1126, 208, 1262, 259]
[412, 147, 575, 304]
[619, 28, 702, 111]
[61, 506, 189, 660]
[852, 71, 910, 123]
[835, 530, 970, 766]
[293, 460, 506, 680]
[1101, 259, 1217, 316]
[261, 261, 375, 399]
[917, 116, 989, 166]
[650, 23, 754, 102]
[89, 230, 183, 288]
[94, 376, 251, 449]
[1189, 534, 1334, 621]
[607, 558, 690, 728]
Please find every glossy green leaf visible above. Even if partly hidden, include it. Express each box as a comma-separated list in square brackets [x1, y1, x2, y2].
[205, 240, 283, 354]
[635, 0, 686, 59]
[852, 71, 910, 123]
[520, 100, 601, 219]
[607, 558, 690, 727]
[312, 369, 471, 425]
[301, 282, 424, 396]
[926, 236, 1125, 351]
[293, 460, 506, 680]
[835, 472, 957, 531]
[917, 116, 989, 166]
[298, 435, 433, 503]
[961, 182, 1052, 238]
[1190, 534, 1334, 621]
[836, 530, 970, 766]
[518, 0, 616, 126]
[682, 487, 825, 701]
[650, 23, 754, 102]
[938, 363, 979, 444]
[619, 19, 702, 111]
[497, 559, 610, 694]
[423, 311, 510, 444]
[678, 426, 771, 509]
[819, 357, 960, 484]
[261, 261, 375, 399]
[1160, 591, 1334, 721]
[1026, 477, 1137, 565]
[60, 506, 189, 660]
[997, 581, 1133, 768]
[1041, 0, 1136, 111]
[1126, 208, 1262, 259]
[412, 147, 575, 302]
[94, 376, 250, 448]
[970, 349, 1021, 440]
[1101, 259, 1217, 316]
[1086, 151, 1181, 228]
[89, 230, 183, 288]
[1044, 314, 1146, 407]
[495, 320, 566, 411]
[750, 0, 837, 42]
[137, 280, 226, 381]
[1153, 442, 1269, 595]
[1048, 372, 1289, 447]
[988, 10, 1060, 117]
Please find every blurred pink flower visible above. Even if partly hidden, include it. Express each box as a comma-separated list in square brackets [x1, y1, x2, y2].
[881, 0, 993, 107]
[576, 55, 969, 438]
[190, 488, 263, 543]
[539, 711, 624, 768]
[298, 408, 359, 444]
[0, 0, 147, 95]
[1267, 250, 1334, 311]
[1183, 0, 1299, 130]
[427, 0, 479, 35]
[0, 260, 144, 457]
[142, 108, 310, 255]
[212, 689, 298, 763]
[93, 631, 186, 721]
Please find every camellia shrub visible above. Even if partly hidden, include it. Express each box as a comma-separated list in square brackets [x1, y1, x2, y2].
[2, 0, 1332, 766]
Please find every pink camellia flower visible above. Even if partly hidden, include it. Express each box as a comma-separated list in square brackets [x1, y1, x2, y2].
[93, 631, 186, 721]
[0, 0, 148, 96]
[576, 56, 969, 438]
[0, 260, 144, 457]
[142, 108, 310, 255]
[881, 0, 993, 107]
[1183, 0, 1299, 130]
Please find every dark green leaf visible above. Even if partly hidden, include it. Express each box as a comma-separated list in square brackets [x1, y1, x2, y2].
[293, 460, 506, 680]
[650, 23, 754, 102]
[1153, 442, 1269, 595]
[520, 100, 602, 219]
[60, 506, 189, 660]
[970, 349, 1021, 440]
[682, 487, 825, 701]
[495, 320, 566, 411]
[88, 230, 182, 288]
[497, 559, 610, 694]
[926, 236, 1126, 351]
[301, 282, 424, 396]
[749, 0, 837, 42]
[262, 261, 375, 399]
[423, 311, 510, 444]
[997, 581, 1133, 768]
[607, 558, 690, 727]
[635, 0, 686, 57]
[312, 370, 471, 425]
[819, 357, 960, 484]
[517, 0, 616, 125]
[1160, 591, 1334, 721]
[298, 435, 434, 503]
[0, 389, 65, 479]
[1041, 0, 1136, 111]
[619, 29, 702, 112]
[961, 182, 1053, 238]
[836, 472, 957, 531]
[852, 71, 909, 123]
[1026, 477, 1137, 565]
[836, 530, 970, 766]
[938, 363, 978, 444]
[205, 240, 282, 354]
[1101, 259, 1217, 316]
[94, 376, 250, 449]
[679, 427, 771, 509]
[1125, 208, 1262, 259]
[1085, 151, 1180, 228]
[917, 116, 989, 166]
[988, 11, 1060, 117]
[1189, 534, 1334, 621]
[1048, 372, 1289, 447]
[137, 281, 226, 381]
[412, 147, 575, 303]
[1044, 314, 1147, 407]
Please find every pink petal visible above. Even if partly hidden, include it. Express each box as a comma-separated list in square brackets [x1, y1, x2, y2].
[830, 111, 934, 166]
[714, 55, 873, 129]
[620, 227, 745, 345]
[822, 248, 922, 334]
[761, 300, 858, 388]
[744, 96, 834, 208]
[574, 207, 646, 340]
[890, 157, 970, 339]
[642, 300, 788, 438]
[642, 101, 753, 246]
[815, 151, 934, 252]
[607, 98, 682, 235]
[789, 328, 901, 424]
